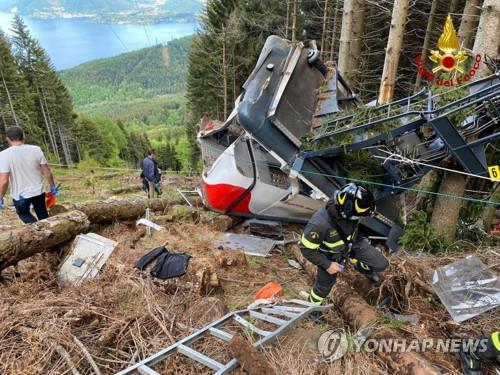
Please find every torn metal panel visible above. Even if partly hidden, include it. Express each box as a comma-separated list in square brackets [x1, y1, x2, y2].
[430, 255, 500, 322]
[214, 233, 278, 257]
[243, 218, 283, 239]
[57, 233, 117, 286]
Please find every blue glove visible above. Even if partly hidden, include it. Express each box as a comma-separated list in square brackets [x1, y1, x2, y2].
[155, 182, 161, 189]
[50, 185, 58, 196]
[0, 198, 4, 210]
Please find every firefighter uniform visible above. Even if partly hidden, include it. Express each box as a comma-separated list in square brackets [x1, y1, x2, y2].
[300, 206, 389, 305]
[458, 331, 500, 374]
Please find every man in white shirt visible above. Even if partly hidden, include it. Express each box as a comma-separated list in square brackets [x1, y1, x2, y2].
[0, 126, 58, 223]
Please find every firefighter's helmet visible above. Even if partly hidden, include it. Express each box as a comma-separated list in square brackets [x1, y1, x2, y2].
[331, 183, 375, 219]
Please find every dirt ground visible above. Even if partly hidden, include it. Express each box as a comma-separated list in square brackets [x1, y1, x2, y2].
[0, 169, 498, 374]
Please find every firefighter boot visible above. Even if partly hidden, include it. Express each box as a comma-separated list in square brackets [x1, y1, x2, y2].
[456, 347, 482, 375]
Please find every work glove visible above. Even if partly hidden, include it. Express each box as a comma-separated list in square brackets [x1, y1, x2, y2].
[50, 185, 58, 196]
[155, 182, 161, 189]
[0, 198, 4, 210]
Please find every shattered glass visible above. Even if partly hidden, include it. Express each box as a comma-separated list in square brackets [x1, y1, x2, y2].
[430, 255, 500, 322]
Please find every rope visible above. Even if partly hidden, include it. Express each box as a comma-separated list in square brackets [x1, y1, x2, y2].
[372, 150, 493, 181]
[200, 140, 500, 206]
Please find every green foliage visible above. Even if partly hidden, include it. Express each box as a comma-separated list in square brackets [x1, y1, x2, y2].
[337, 150, 385, 183]
[61, 38, 192, 107]
[400, 211, 451, 254]
[431, 85, 475, 127]
[0, 16, 77, 164]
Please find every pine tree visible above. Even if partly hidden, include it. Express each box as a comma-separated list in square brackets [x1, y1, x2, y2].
[10, 15, 76, 164]
[0, 30, 37, 142]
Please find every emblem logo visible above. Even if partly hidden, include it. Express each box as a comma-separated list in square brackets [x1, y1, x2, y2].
[416, 14, 483, 87]
[429, 15, 468, 73]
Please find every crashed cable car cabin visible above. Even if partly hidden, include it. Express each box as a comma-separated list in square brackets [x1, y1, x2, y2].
[197, 35, 500, 245]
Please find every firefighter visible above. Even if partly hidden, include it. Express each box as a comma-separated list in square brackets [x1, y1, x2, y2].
[300, 183, 389, 313]
[457, 331, 500, 375]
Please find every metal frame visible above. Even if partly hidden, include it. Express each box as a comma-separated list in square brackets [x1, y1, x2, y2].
[116, 300, 332, 375]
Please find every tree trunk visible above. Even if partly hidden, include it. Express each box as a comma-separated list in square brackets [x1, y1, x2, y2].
[431, 0, 498, 240]
[227, 334, 275, 375]
[0, 210, 90, 271]
[415, 0, 438, 90]
[338, 0, 365, 88]
[289, 246, 440, 375]
[458, 0, 482, 49]
[472, 0, 499, 77]
[320, 0, 329, 59]
[431, 172, 469, 240]
[449, 0, 460, 14]
[329, 0, 341, 61]
[0, 68, 19, 127]
[222, 26, 228, 120]
[291, 0, 298, 43]
[285, 0, 290, 39]
[378, 0, 410, 104]
[69, 198, 179, 224]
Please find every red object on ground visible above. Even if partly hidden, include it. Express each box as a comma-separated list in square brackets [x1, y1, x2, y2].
[254, 281, 282, 300]
[45, 192, 57, 209]
[203, 182, 251, 214]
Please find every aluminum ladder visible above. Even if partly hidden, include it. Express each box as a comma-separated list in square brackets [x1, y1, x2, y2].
[116, 299, 331, 375]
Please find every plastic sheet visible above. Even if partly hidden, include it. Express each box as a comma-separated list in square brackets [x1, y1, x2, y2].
[430, 255, 500, 322]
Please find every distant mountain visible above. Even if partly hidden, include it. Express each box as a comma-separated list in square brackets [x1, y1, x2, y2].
[0, 0, 204, 23]
[60, 36, 191, 108]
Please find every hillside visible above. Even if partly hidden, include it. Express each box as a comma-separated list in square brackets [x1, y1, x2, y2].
[60, 36, 192, 169]
[61, 36, 191, 106]
[0, 0, 204, 23]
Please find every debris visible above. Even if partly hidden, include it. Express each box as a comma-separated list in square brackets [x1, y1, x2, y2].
[243, 219, 283, 239]
[287, 259, 302, 270]
[0, 210, 90, 272]
[57, 233, 117, 285]
[177, 189, 201, 207]
[136, 218, 164, 231]
[228, 334, 275, 375]
[254, 281, 282, 300]
[134, 245, 191, 280]
[430, 255, 500, 322]
[386, 313, 419, 325]
[213, 249, 247, 267]
[212, 214, 237, 232]
[214, 233, 278, 257]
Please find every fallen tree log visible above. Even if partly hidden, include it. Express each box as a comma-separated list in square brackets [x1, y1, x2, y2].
[67, 198, 181, 224]
[0, 210, 90, 271]
[110, 185, 142, 195]
[290, 244, 440, 375]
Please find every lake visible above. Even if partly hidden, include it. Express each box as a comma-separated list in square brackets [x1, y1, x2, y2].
[0, 12, 197, 70]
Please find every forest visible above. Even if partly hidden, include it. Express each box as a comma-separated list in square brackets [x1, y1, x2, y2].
[0, 16, 157, 168]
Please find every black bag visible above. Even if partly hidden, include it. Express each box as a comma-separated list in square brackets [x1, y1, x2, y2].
[134, 245, 191, 280]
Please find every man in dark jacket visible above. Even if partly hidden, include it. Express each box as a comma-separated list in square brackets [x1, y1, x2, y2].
[141, 150, 161, 199]
[300, 183, 389, 311]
